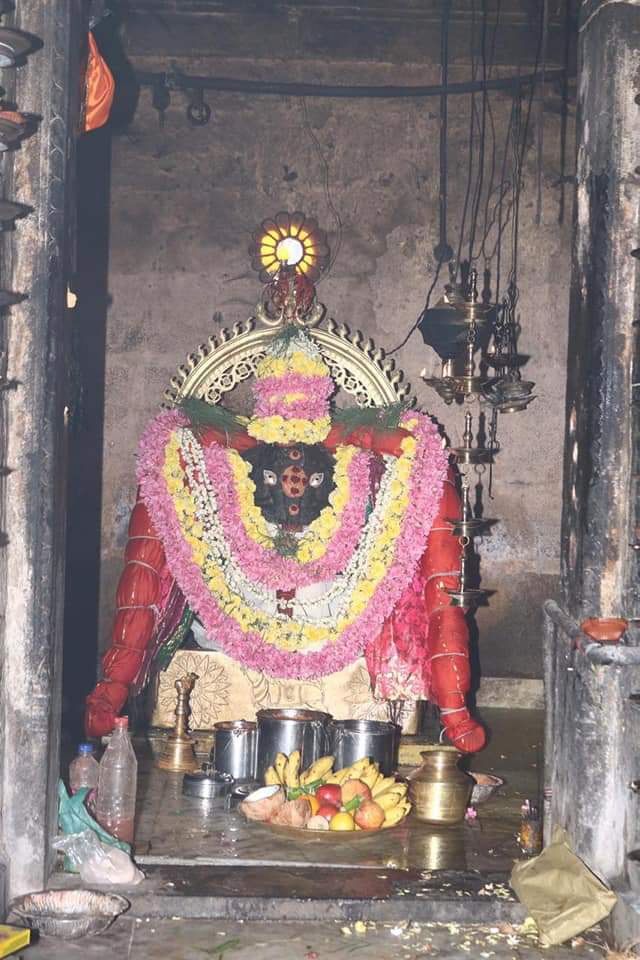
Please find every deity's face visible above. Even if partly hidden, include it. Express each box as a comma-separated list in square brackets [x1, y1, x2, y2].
[241, 443, 335, 527]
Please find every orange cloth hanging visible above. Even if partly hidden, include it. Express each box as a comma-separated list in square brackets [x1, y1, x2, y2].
[83, 32, 115, 132]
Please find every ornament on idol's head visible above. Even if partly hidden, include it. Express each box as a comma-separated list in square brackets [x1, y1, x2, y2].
[250, 211, 329, 328]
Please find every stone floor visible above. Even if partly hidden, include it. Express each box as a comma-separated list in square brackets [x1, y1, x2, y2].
[23, 916, 606, 960]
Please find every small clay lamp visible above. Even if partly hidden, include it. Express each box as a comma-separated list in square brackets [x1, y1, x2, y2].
[580, 617, 628, 644]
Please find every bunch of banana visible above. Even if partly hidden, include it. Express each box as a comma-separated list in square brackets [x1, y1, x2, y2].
[264, 752, 334, 791]
[299, 755, 334, 785]
[374, 781, 410, 826]
[324, 756, 374, 785]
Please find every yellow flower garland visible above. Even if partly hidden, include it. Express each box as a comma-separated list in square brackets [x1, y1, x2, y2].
[226, 443, 356, 564]
[163, 424, 418, 654]
[255, 350, 329, 380]
[246, 414, 332, 444]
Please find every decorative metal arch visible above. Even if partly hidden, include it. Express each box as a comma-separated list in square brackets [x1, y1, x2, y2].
[164, 314, 414, 409]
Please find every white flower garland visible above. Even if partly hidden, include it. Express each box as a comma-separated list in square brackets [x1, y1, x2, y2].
[176, 427, 402, 631]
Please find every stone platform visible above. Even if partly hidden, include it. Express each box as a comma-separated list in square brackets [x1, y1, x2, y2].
[50, 708, 541, 925]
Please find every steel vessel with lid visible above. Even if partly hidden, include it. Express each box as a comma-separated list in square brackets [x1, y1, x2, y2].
[255, 708, 331, 781]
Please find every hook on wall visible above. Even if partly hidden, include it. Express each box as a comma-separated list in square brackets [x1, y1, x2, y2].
[186, 89, 211, 127]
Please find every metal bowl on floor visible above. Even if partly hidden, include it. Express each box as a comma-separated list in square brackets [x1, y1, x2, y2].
[7, 889, 130, 940]
[470, 772, 505, 805]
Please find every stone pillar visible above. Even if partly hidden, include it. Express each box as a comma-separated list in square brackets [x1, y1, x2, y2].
[561, 0, 640, 623]
[544, 1, 640, 943]
[0, 0, 82, 899]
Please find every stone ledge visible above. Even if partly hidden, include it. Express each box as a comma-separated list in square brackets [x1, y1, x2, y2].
[49, 865, 526, 924]
[476, 678, 544, 711]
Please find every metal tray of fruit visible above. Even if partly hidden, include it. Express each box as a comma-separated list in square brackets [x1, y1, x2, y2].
[239, 752, 411, 838]
[250, 813, 410, 841]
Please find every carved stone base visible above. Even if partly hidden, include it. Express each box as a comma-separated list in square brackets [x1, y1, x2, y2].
[151, 650, 420, 734]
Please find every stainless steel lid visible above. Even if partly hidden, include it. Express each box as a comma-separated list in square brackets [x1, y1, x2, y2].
[182, 764, 235, 799]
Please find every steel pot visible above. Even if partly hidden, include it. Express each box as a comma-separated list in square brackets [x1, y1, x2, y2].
[328, 719, 398, 776]
[211, 720, 257, 783]
[256, 708, 331, 781]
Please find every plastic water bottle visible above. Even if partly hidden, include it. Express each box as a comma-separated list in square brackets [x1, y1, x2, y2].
[69, 743, 99, 805]
[95, 717, 138, 844]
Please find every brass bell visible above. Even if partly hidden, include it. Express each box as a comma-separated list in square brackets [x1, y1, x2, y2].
[158, 672, 200, 773]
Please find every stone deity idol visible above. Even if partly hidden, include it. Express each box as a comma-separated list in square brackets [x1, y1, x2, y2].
[86, 219, 485, 753]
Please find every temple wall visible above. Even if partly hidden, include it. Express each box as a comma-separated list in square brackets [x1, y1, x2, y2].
[86, 3, 575, 685]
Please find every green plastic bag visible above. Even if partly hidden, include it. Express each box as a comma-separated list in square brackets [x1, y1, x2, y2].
[57, 780, 130, 871]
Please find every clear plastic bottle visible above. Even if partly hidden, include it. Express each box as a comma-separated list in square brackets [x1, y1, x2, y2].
[95, 717, 138, 844]
[69, 743, 100, 802]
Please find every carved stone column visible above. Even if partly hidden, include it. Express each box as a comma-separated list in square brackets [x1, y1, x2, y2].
[0, 0, 82, 899]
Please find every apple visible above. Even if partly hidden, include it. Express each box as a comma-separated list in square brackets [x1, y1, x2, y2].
[316, 783, 341, 808]
[354, 799, 385, 830]
[341, 779, 372, 805]
[317, 804, 339, 820]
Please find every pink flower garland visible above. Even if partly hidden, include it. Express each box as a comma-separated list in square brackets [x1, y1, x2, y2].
[253, 372, 333, 421]
[203, 441, 371, 590]
[137, 409, 448, 679]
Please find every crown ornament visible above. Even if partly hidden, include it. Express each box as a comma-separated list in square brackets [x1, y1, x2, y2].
[250, 211, 329, 329]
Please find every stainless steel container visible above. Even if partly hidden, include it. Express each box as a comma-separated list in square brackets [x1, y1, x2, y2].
[329, 719, 398, 775]
[212, 720, 257, 783]
[256, 708, 331, 781]
[182, 765, 235, 801]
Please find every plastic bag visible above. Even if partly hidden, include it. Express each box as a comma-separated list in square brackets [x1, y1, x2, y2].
[510, 827, 617, 946]
[58, 780, 130, 853]
[52, 831, 144, 885]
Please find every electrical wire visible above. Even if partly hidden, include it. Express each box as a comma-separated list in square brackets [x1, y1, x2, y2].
[467, 0, 489, 264]
[508, 6, 546, 296]
[558, 0, 572, 225]
[300, 96, 343, 281]
[387, 258, 446, 356]
[387, 0, 452, 355]
[455, 0, 479, 278]
[535, 0, 549, 225]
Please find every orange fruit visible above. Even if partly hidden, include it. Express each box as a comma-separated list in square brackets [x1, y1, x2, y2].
[329, 811, 355, 831]
[304, 794, 320, 817]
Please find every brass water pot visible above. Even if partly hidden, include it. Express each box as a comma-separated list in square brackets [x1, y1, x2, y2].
[408, 746, 473, 825]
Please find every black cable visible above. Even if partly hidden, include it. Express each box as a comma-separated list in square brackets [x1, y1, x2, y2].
[558, 0, 572, 225]
[491, 96, 517, 301]
[509, 7, 545, 295]
[468, 0, 489, 264]
[535, 0, 549, 225]
[388, 0, 452, 354]
[478, 0, 502, 266]
[435, 0, 453, 261]
[455, 0, 479, 277]
[387, 259, 445, 356]
[300, 97, 343, 281]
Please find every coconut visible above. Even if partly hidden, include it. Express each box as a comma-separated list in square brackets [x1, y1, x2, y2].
[240, 785, 285, 822]
[270, 797, 312, 828]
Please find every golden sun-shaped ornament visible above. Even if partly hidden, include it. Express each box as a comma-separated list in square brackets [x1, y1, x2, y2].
[249, 211, 329, 283]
